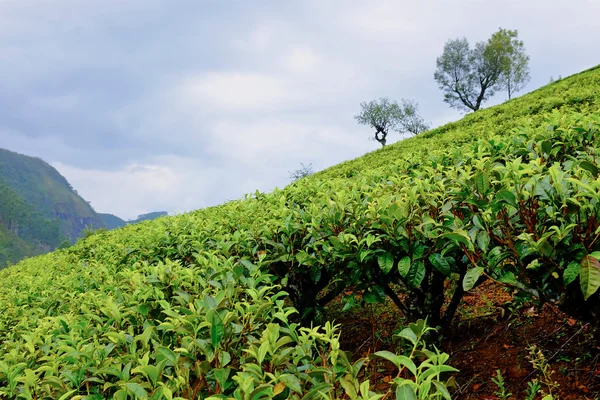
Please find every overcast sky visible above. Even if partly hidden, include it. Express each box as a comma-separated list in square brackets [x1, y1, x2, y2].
[1, 0, 598, 220]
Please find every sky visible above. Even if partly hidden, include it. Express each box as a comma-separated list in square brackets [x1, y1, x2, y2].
[1, 0, 599, 220]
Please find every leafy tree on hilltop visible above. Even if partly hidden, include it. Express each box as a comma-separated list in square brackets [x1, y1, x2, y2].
[434, 28, 529, 111]
[355, 98, 429, 147]
[493, 28, 531, 99]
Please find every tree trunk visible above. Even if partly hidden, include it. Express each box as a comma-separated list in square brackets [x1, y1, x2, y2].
[375, 129, 387, 147]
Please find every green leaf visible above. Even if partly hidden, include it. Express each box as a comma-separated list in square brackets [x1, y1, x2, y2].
[540, 140, 552, 155]
[377, 252, 394, 274]
[156, 347, 177, 365]
[113, 390, 128, 400]
[210, 312, 225, 348]
[257, 341, 269, 364]
[341, 294, 356, 312]
[213, 368, 231, 391]
[279, 374, 302, 394]
[564, 262, 580, 286]
[58, 390, 78, 400]
[463, 267, 484, 291]
[498, 271, 517, 285]
[496, 190, 517, 208]
[359, 380, 370, 398]
[395, 384, 417, 400]
[474, 173, 490, 195]
[366, 234, 379, 247]
[363, 286, 386, 304]
[441, 232, 472, 250]
[397, 256, 411, 278]
[432, 381, 452, 400]
[142, 365, 159, 386]
[126, 382, 148, 398]
[476, 230, 490, 252]
[406, 261, 425, 288]
[373, 351, 417, 376]
[537, 238, 554, 257]
[580, 254, 600, 300]
[580, 160, 599, 176]
[340, 375, 357, 399]
[218, 351, 231, 367]
[429, 254, 450, 277]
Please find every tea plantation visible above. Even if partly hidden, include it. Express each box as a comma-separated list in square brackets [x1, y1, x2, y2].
[1, 65, 599, 399]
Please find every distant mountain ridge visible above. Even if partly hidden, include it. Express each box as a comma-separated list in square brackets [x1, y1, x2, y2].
[0, 148, 166, 267]
[99, 211, 168, 229]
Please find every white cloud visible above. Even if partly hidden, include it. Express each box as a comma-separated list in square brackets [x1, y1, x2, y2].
[173, 72, 289, 113]
[231, 25, 275, 52]
[284, 46, 321, 74]
[205, 117, 372, 170]
[3, 0, 600, 222]
[343, 1, 425, 38]
[52, 160, 187, 220]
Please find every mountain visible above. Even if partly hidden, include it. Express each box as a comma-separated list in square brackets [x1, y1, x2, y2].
[129, 211, 168, 223]
[99, 211, 168, 229]
[98, 213, 127, 229]
[0, 149, 171, 267]
[0, 148, 105, 267]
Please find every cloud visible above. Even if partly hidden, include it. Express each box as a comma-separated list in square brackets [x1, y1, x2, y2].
[1, 0, 599, 220]
[284, 46, 321, 75]
[173, 72, 289, 113]
[231, 25, 275, 52]
[52, 157, 211, 220]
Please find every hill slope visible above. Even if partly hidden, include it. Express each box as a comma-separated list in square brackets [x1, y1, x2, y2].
[99, 211, 169, 230]
[98, 213, 127, 229]
[0, 148, 105, 266]
[0, 66, 599, 398]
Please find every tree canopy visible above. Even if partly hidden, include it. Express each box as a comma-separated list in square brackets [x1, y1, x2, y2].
[492, 28, 531, 99]
[434, 28, 530, 111]
[355, 98, 429, 147]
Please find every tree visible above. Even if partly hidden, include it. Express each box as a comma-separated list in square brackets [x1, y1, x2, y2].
[289, 163, 314, 181]
[492, 28, 530, 99]
[354, 98, 429, 147]
[434, 28, 528, 111]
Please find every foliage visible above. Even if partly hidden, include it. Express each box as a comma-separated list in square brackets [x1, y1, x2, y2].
[0, 252, 407, 398]
[289, 163, 314, 181]
[0, 180, 62, 266]
[528, 345, 559, 399]
[355, 98, 429, 147]
[99, 213, 128, 229]
[434, 28, 528, 111]
[1, 65, 600, 398]
[132, 212, 169, 223]
[0, 148, 105, 263]
[374, 319, 458, 399]
[492, 28, 531, 99]
[491, 370, 511, 400]
[0, 148, 100, 223]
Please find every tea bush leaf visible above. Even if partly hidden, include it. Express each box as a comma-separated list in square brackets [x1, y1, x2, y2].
[580, 254, 600, 300]
[463, 267, 484, 291]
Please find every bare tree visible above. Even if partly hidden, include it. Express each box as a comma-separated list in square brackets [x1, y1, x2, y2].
[289, 163, 314, 181]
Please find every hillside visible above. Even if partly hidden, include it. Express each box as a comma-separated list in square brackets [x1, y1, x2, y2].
[0, 66, 599, 398]
[98, 213, 127, 229]
[131, 211, 168, 223]
[99, 211, 169, 230]
[0, 148, 106, 266]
